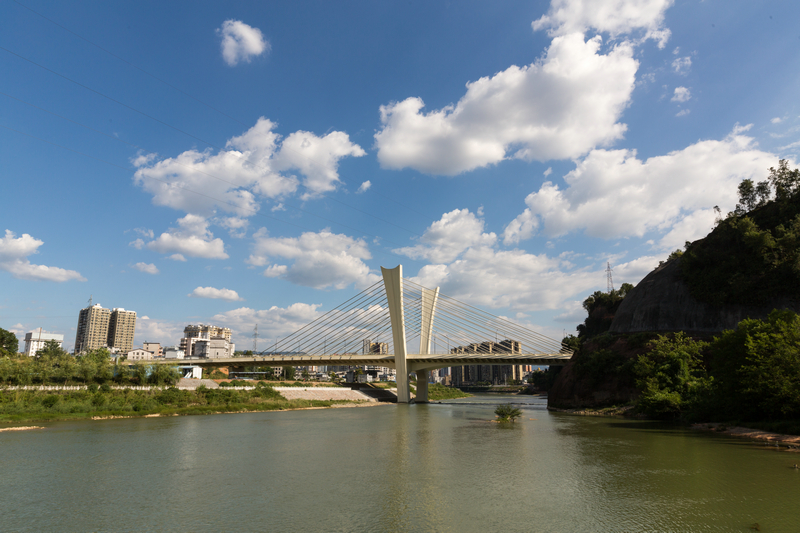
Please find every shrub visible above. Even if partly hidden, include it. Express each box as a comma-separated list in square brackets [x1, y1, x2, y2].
[495, 404, 522, 422]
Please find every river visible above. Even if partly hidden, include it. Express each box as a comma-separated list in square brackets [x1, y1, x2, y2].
[1, 394, 798, 532]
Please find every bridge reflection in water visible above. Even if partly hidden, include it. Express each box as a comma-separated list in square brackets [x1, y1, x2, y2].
[160, 265, 572, 403]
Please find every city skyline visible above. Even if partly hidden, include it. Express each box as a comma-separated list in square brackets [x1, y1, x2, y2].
[2, 0, 799, 351]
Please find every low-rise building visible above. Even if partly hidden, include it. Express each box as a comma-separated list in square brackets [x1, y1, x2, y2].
[143, 342, 162, 358]
[23, 328, 64, 357]
[127, 348, 154, 361]
[193, 337, 235, 359]
[164, 347, 185, 359]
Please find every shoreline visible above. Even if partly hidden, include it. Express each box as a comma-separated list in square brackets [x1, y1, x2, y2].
[0, 400, 388, 426]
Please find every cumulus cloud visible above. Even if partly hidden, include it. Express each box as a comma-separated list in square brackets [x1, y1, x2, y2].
[217, 20, 269, 66]
[410, 247, 658, 312]
[502, 126, 779, 245]
[375, 34, 637, 175]
[212, 303, 323, 343]
[671, 56, 691, 75]
[532, 0, 673, 47]
[394, 209, 496, 263]
[132, 262, 159, 275]
[357, 180, 371, 193]
[188, 286, 244, 301]
[676, 109, 690, 117]
[771, 117, 784, 124]
[217, 216, 249, 238]
[247, 228, 380, 289]
[147, 215, 228, 259]
[133, 118, 364, 216]
[671, 86, 691, 102]
[0, 230, 85, 282]
[134, 317, 185, 347]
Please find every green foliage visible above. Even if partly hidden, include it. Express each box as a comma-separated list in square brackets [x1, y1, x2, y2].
[576, 283, 633, 339]
[0, 327, 19, 356]
[426, 383, 471, 400]
[633, 333, 711, 419]
[208, 370, 227, 380]
[494, 404, 522, 422]
[283, 366, 295, 380]
[682, 160, 800, 306]
[708, 310, 800, 420]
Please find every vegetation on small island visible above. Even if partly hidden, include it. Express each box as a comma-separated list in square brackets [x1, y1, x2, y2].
[426, 383, 471, 400]
[555, 160, 800, 435]
[494, 404, 522, 422]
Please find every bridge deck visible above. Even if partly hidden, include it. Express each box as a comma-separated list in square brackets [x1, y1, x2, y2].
[152, 352, 572, 368]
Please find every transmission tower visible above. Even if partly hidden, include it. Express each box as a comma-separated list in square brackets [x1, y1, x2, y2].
[606, 262, 615, 293]
[253, 324, 259, 352]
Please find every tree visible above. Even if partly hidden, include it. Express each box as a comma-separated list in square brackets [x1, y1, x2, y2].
[283, 366, 295, 380]
[768, 159, 800, 202]
[301, 369, 310, 381]
[0, 327, 18, 356]
[634, 333, 710, 419]
[709, 310, 800, 420]
[35, 339, 68, 359]
[576, 283, 634, 339]
[494, 404, 522, 422]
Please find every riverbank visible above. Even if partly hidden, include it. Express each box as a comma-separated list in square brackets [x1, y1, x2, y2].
[692, 423, 800, 449]
[0, 385, 376, 425]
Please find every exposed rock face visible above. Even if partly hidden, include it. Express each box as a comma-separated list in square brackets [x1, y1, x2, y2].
[609, 259, 800, 334]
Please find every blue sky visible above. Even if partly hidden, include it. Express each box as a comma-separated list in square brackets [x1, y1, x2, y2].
[2, 0, 799, 351]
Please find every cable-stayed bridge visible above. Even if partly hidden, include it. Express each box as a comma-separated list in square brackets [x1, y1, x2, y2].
[174, 265, 573, 403]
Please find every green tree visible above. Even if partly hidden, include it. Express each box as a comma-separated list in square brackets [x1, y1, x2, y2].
[709, 310, 800, 420]
[494, 404, 523, 422]
[0, 327, 19, 356]
[301, 369, 310, 381]
[768, 159, 800, 202]
[634, 333, 710, 419]
[35, 339, 68, 359]
[283, 366, 295, 380]
[576, 283, 633, 339]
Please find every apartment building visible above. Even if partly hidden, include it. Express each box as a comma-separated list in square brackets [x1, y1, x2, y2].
[74, 303, 137, 354]
[23, 328, 64, 357]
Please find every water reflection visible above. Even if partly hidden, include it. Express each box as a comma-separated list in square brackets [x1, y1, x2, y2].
[1, 400, 799, 532]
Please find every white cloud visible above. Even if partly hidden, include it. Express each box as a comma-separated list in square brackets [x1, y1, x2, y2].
[129, 238, 145, 250]
[169, 254, 187, 262]
[357, 180, 371, 193]
[212, 303, 323, 343]
[0, 230, 85, 282]
[188, 286, 244, 301]
[410, 246, 656, 312]
[147, 215, 228, 259]
[247, 228, 379, 289]
[217, 216, 249, 238]
[676, 109, 690, 117]
[502, 127, 779, 244]
[394, 209, 496, 263]
[671, 86, 691, 102]
[532, 0, 673, 48]
[375, 34, 637, 175]
[134, 317, 185, 347]
[543, 167, 553, 177]
[671, 56, 691, 75]
[217, 20, 269, 66]
[133, 118, 364, 216]
[771, 117, 784, 124]
[132, 262, 159, 275]
[655, 208, 716, 251]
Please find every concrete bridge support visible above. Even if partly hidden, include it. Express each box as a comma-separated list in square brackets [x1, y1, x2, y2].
[382, 265, 410, 403]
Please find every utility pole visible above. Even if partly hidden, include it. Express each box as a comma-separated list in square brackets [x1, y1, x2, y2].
[253, 324, 259, 353]
[606, 262, 615, 293]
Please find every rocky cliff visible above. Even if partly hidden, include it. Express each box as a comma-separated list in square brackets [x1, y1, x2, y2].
[609, 258, 800, 334]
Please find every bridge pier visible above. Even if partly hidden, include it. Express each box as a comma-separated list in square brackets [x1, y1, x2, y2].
[415, 369, 429, 403]
[382, 265, 410, 403]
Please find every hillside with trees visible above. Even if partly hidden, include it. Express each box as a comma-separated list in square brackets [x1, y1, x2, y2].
[549, 160, 800, 433]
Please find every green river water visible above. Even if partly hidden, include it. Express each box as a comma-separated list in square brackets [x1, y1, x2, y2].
[1, 394, 798, 532]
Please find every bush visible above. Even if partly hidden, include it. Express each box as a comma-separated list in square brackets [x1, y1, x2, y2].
[495, 404, 522, 422]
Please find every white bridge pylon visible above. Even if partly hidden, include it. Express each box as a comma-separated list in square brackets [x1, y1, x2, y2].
[256, 265, 573, 403]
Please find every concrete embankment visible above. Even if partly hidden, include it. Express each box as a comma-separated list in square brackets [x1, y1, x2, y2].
[272, 387, 377, 402]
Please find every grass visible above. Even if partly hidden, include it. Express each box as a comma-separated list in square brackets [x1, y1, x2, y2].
[0, 387, 359, 424]
[426, 383, 472, 400]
